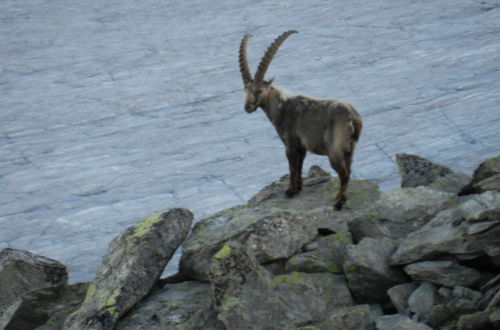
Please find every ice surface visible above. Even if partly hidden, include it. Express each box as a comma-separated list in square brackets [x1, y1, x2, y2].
[1, 0, 499, 282]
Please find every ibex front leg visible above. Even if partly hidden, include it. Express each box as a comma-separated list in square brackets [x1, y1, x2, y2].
[285, 147, 306, 197]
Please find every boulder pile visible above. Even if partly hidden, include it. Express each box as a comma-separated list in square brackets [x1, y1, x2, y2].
[1, 154, 499, 330]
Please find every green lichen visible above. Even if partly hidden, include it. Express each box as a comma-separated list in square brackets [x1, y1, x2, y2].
[222, 296, 240, 312]
[214, 244, 232, 259]
[274, 271, 306, 284]
[346, 264, 358, 272]
[132, 212, 164, 238]
[104, 291, 119, 318]
[330, 232, 352, 244]
[83, 283, 96, 303]
[364, 210, 381, 217]
[325, 262, 341, 274]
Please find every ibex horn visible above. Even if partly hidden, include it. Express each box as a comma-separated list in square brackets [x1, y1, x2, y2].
[254, 30, 298, 83]
[239, 34, 253, 86]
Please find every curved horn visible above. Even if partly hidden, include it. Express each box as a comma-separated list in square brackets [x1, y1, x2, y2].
[254, 30, 297, 83]
[239, 34, 253, 86]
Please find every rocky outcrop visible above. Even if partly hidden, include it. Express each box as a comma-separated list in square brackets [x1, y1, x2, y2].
[0, 248, 68, 329]
[64, 208, 193, 330]
[1, 154, 499, 329]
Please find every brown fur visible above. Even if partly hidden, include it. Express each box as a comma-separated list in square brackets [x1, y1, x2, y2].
[240, 32, 363, 210]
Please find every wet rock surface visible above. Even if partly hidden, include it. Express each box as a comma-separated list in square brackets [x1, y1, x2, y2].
[1, 0, 500, 285]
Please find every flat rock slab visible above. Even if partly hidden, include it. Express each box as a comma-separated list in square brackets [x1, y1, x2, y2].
[404, 260, 481, 288]
[376, 314, 432, 330]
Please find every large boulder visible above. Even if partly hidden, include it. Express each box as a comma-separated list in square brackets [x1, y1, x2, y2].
[348, 187, 455, 241]
[403, 260, 481, 288]
[64, 208, 193, 330]
[391, 190, 500, 265]
[285, 232, 352, 274]
[343, 238, 407, 303]
[460, 155, 500, 195]
[318, 305, 375, 330]
[5, 283, 88, 330]
[180, 169, 381, 282]
[116, 281, 222, 330]
[0, 248, 68, 328]
[376, 314, 432, 330]
[180, 207, 317, 281]
[208, 241, 299, 329]
[395, 153, 470, 193]
[209, 241, 353, 329]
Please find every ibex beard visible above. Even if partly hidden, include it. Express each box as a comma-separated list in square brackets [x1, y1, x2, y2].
[239, 30, 362, 211]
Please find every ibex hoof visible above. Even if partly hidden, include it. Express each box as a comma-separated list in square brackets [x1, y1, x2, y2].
[285, 188, 300, 198]
[334, 194, 347, 211]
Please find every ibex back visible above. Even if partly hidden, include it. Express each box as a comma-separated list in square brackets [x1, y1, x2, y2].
[239, 30, 362, 210]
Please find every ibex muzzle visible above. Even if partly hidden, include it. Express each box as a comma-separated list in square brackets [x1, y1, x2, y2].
[239, 30, 363, 210]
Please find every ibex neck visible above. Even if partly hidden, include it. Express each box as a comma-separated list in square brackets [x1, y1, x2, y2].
[261, 85, 294, 125]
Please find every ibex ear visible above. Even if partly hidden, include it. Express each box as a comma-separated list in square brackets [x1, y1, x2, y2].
[265, 77, 275, 85]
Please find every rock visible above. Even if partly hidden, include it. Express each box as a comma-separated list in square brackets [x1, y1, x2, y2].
[208, 241, 298, 329]
[318, 305, 375, 330]
[4, 283, 88, 330]
[403, 260, 481, 288]
[248, 169, 380, 211]
[387, 283, 417, 315]
[375, 314, 433, 330]
[343, 238, 407, 303]
[348, 187, 455, 241]
[180, 207, 317, 281]
[429, 172, 473, 194]
[391, 191, 500, 265]
[407, 282, 437, 321]
[460, 155, 500, 195]
[0, 248, 68, 328]
[395, 153, 452, 188]
[285, 232, 352, 274]
[274, 271, 354, 311]
[457, 311, 491, 330]
[116, 281, 222, 330]
[64, 208, 193, 330]
[209, 242, 352, 329]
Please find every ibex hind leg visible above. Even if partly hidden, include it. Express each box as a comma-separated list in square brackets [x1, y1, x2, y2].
[329, 153, 350, 211]
[285, 147, 306, 197]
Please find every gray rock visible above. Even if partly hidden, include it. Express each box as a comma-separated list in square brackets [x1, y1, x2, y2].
[209, 241, 352, 329]
[116, 281, 222, 330]
[248, 171, 380, 212]
[0, 248, 68, 328]
[348, 187, 455, 241]
[391, 191, 500, 265]
[404, 260, 481, 288]
[318, 305, 375, 330]
[4, 283, 88, 330]
[180, 207, 316, 281]
[64, 208, 193, 330]
[429, 172, 473, 194]
[408, 282, 437, 321]
[208, 242, 299, 329]
[395, 153, 453, 188]
[460, 155, 500, 195]
[457, 311, 491, 330]
[387, 283, 417, 315]
[375, 314, 433, 330]
[343, 238, 407, 303]
[285, 232, 352, 274]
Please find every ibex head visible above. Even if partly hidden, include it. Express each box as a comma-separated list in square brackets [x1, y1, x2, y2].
[239, 30, 298, 113]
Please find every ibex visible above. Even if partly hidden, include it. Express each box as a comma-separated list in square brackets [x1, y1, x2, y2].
[239, 30, 362, 210]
